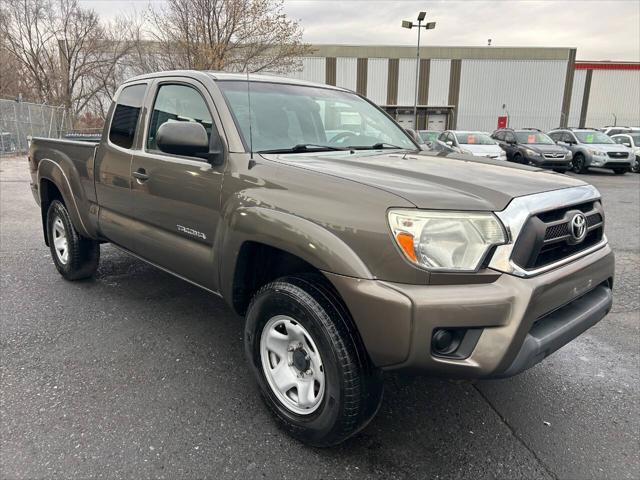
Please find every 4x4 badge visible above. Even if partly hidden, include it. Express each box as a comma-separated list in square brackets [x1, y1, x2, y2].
[570, 213, 587, 243]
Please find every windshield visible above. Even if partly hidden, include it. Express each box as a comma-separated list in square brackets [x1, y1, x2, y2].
[418, 131, 439, 143]
[630, 134, 640, 144]
[217, 81, 416, 152]
[454, 132, 496, 145]
[575, 131, 614, 144]
[515, 131, 554, 144]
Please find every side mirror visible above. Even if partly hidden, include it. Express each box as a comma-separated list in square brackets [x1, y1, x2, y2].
[156, 121, 210, 158]
[622, 142, 632, 147]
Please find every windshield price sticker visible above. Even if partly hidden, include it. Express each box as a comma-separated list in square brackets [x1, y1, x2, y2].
[468, 135, 476, 144]
[528, 134, 536, 143]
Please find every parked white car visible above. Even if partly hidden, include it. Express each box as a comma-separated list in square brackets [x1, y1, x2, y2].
[612, 133, 640, 173]
[434, 130, 506, 160]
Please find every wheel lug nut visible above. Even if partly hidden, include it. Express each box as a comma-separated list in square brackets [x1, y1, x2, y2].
[287, 345, 294, 352]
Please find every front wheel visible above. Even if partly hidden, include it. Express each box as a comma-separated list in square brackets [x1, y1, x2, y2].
[572, 154, 588, 174]
[244, 275, 383, 447]
[632, 157, 640, 173]
[613, 168, 628, 175]
[46, 200, 100, 280]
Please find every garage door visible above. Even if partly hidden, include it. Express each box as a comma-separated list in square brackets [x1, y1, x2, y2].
[427, 114, 446, 131]
[396, 113, 415, 130]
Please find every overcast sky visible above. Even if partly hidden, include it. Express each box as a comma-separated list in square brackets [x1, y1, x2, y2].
[82, 0, 640, 61]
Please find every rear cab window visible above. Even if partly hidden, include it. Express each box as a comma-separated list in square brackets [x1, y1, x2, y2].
[109, 84, 147, 149]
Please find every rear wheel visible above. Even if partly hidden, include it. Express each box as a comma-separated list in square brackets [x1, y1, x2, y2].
[46, 200, 99, 280]
[572, 153, 588, 174]
[245, 274, 383, 447]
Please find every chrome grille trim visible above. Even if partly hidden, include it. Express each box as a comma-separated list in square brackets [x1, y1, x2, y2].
[488, 185, 606, 278]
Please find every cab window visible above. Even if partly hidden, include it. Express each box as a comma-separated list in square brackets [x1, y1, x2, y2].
[147, 84, 214, 153]
[109, 84, 147, 149]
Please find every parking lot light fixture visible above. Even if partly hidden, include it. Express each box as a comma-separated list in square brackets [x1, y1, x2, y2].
[401, 12, 436, 129]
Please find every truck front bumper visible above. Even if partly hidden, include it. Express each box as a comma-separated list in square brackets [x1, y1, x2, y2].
[324, 244, 614, 379]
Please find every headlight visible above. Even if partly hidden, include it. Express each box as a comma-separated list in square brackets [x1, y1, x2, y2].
[388, 210, 507, 271]
[588, 149, 607, 157]
[565, 151, 573, 159]
[524, 148, 539, 157]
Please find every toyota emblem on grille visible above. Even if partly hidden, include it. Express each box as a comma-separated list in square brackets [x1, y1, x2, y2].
[570, 213, 587, 243]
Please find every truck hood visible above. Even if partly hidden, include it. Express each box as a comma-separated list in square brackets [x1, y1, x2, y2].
[263, 150, 586, 211]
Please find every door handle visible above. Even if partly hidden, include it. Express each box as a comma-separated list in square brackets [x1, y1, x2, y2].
[133, 169, 149, 181]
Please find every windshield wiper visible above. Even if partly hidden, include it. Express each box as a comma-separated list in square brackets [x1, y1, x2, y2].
[258, 143, 347, 154]
[347, 142, 406, 150]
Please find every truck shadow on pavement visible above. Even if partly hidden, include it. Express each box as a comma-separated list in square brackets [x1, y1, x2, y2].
[79, 246, 550, 478]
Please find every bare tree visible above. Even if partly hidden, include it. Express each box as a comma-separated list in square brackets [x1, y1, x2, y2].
[0, 0, 59, 103]
[0, 0, 138, 123]
[146, 0, 310, 73]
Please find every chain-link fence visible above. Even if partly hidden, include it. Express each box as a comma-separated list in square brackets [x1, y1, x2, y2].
[0, 99, 72, 156]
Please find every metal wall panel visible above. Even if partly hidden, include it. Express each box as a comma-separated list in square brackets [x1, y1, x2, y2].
[397, 58, 417, 106]
[283, 57, 326, 84]
[427, 59, 451, 106]
[336, 57, 357, 91]
[366, 58, 388, 104]
[586, 70, 640, 127]
[457, 59, 567, 131]
[568, 69, 586, 127]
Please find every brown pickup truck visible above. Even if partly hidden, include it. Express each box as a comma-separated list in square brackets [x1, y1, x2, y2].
[29, 71, 614, 446]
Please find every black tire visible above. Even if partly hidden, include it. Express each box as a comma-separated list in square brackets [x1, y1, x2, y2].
[613, 168, 628, 175]
[632, 157, 640, 174]
[244, 274, 383, 447]
[46, 200, 99, 280]
[553, 168, 568, 174]
[513, 153, 524, 164]
[572, 153, 588, 174]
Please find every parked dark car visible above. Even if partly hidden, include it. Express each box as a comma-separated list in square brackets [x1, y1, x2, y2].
[492, 128, 572, 172]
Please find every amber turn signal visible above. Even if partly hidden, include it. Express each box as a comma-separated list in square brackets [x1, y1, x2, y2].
[395, 232, 417, 262]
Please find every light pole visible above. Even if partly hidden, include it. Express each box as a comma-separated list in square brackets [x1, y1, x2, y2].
[402, 12, 436, 129]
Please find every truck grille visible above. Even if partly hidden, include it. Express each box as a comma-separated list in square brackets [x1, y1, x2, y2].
[511, 201, 604, 270]
[607, 151, 628, 159]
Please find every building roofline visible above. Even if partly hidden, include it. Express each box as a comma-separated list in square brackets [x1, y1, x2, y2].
[307, 44, 575, 61]
[575, 61, 640, 70]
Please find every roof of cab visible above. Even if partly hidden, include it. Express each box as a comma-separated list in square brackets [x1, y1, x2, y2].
[123, 70, 349, 92]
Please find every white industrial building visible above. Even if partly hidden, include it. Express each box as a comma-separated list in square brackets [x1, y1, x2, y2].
[279, 45, 640, 132]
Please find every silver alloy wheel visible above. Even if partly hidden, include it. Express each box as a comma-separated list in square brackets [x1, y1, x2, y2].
[260, 315, 325, 415]
[52, 216, 69, 264]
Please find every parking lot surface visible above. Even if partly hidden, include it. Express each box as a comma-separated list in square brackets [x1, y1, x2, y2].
[1, 155, 638, 479]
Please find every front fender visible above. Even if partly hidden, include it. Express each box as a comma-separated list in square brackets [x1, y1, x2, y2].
[218, 206, 373, 301]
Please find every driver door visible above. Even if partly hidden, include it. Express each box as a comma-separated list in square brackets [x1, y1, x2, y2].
[129, 78, 226, 291]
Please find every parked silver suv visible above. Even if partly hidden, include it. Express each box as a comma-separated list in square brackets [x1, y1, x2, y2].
[548, 128, 632, 174]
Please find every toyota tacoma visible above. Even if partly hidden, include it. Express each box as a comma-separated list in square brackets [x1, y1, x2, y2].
[29, 71, 614, 447]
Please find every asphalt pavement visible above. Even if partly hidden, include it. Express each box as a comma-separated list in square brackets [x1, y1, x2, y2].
[1, 155, 638, 479]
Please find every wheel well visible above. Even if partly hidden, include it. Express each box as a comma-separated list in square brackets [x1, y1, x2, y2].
[40, 178, 64, 246]
[232, 242, 319, 315]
